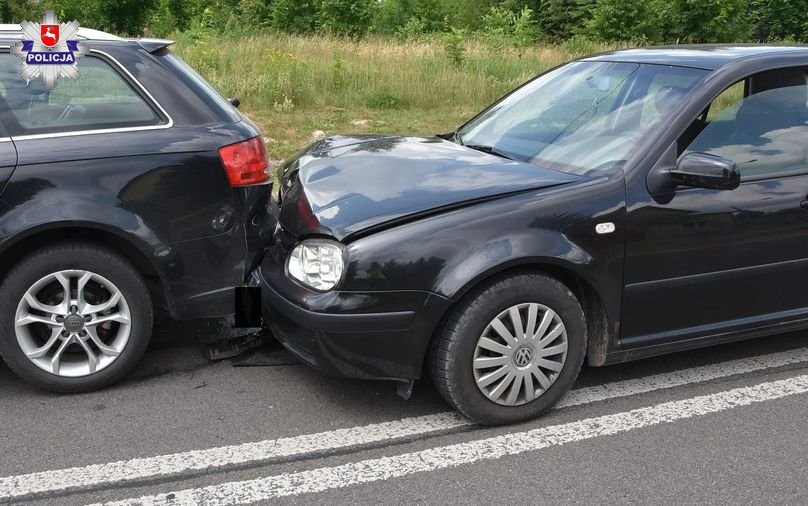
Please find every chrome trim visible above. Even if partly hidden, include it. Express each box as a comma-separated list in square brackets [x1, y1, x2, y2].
[8, 49, 174, 142]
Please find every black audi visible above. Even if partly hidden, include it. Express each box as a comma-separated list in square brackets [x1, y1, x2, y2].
[258, 45, 808, 425]
[0, 26, 270, 392]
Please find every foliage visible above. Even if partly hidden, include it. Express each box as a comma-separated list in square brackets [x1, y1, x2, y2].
[444, 26, 467, 67]
[1, 0, 808, 51]
[440, 0, 491, 30]
[751, 0, 808, 41]
[375, 0, 445, 34]
[237, 0, 273, 29]
[586, 0, 656, 42]
[331, 56, 345, 90]
[48, 0, 158, 35]
[395, 17, 431, 41]
[365, 88, 402, 109]
[318, 0, 375, 38]
[663, 0, 751, 42]
[1, 0, 42, 22]
[481, 6, 538, 49]
[270, 0, 318, 34]
[533, 0, 595, 42]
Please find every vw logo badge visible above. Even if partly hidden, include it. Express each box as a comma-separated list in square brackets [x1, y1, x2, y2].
[514, 346, 533, 368]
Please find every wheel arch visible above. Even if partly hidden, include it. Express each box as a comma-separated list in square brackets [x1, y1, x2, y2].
[0, 224, 167, 312]
[426, 260, 615, 370]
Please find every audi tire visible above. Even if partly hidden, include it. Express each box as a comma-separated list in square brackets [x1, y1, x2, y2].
[0, 242, 153, 392]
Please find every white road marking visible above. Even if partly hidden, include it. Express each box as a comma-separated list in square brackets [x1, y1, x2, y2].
[97, 374, 808, 505]
[2, 347, 808, 500]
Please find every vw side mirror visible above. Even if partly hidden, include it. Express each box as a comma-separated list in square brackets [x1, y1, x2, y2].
[670, 152, 740, 191]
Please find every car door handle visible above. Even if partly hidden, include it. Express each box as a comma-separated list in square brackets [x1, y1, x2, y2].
[801, 200, 808, 210]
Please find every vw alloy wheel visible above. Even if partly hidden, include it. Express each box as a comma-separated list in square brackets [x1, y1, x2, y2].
[14, 269, 132, 378]
[472, 303, 568, 406]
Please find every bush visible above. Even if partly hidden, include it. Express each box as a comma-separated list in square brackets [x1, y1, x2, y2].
[664, 0, 751, 42]
[374, 0, 445, 35]
[512, 7, 539, 47]
[317, 0, 374, 38]
[269, 0, 317, 34]
[49, 0, 159, 35]
[365, 89, 402, 109]
[441, 0, 490, 30]
[481, 7, 539, 50]
[534, 0, 595, 42]
[395, 17, 431, 41]
[444, 26, 467, 67]
[752, 0, 808, 41]
[237, 0, 272, 29]
[587, 0, 656, 42]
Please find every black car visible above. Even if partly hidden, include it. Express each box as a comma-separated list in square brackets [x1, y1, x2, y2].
[0, 27, 269, 391]
[258, 45, 808, 425]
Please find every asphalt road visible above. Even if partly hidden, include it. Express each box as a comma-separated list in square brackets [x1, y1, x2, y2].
[2, 318, 808, 505]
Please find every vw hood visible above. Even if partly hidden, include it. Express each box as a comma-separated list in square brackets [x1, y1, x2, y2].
[278, 135, 581, 241]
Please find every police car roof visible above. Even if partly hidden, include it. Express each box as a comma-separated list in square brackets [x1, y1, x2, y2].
[0, 24, 123, 42]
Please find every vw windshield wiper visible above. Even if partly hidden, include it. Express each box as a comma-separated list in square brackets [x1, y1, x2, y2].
[464, 144, 514, 160]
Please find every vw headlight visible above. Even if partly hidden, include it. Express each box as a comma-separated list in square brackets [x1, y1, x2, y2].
[287, 239, 345, 291]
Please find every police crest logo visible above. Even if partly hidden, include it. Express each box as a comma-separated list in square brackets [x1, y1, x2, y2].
[10, 10, 88, 89]
[40, 23, 60, 47]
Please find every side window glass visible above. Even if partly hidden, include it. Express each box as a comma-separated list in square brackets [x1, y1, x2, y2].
[706, 82, 744, 122]
[683, 80, 808, 179]
[0, 52, 162, 135]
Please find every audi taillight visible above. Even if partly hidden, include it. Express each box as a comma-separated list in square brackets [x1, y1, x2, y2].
[218, 137, 269, 187]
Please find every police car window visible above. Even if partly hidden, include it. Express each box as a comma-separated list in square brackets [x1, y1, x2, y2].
[0, 52, 161, 135]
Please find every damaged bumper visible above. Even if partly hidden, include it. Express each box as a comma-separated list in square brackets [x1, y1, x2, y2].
[250, 251, 451, 382]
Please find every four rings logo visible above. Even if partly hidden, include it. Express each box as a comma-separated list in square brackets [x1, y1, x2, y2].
[11, 10, 88, 89]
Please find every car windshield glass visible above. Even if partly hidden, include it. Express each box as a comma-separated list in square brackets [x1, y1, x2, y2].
[457, 61, 709, 175]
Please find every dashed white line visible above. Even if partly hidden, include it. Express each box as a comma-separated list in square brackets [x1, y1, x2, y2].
[97, 373, 808, 505]
[2, 347, 808, 500]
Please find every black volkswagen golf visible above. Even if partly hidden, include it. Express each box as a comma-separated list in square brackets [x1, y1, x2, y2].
[0, 27, 270, 392]
[259, 45, 808, 425]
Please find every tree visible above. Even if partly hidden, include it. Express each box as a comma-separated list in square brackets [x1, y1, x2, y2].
[317, 0, 374, 37]
[587, 0, 657, 42]
[270, 0, 318, 33]
[440, 0, 492, 29]
[532, 0, 594, 41]
[481, 6, 539, 47]
[238, 0, 274, 28]
[665, 0, 750, 42]
[751, 0, 808, 41]
[375, 0, 446, 34]
[48, 0, 157, 35]
[1, 0, 44, 22]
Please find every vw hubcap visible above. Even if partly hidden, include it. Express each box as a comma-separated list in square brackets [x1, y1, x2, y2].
[14, 270, 131, 377]
[473, 303, 568, 406]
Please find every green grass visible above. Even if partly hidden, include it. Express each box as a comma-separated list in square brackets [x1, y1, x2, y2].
[172, 32, 618, 162]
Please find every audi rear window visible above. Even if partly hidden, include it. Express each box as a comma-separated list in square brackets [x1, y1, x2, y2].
[0, 52, 164, 135]
[155, 51, 242, 124]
